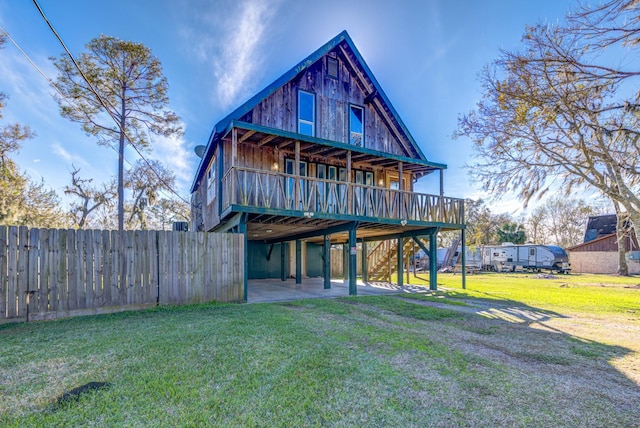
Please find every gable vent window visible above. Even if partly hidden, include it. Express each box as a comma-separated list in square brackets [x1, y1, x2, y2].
[349, 104, 364, 146]
[327, 57, 339, 79]
[298, 90, 315, 137]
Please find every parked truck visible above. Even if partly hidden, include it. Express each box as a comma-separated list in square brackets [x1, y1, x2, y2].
[481, 243, 571, 273]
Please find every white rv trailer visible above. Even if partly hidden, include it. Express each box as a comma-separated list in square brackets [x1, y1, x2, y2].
[481, 243, 571, 273]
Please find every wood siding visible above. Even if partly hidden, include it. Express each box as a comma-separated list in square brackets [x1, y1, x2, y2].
[247, 54, 407, 157]
[569, 233, 639, 252]
[0, 226, 244, 322]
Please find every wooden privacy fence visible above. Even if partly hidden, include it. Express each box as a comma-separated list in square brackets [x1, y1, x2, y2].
[0, 226, 244, 322]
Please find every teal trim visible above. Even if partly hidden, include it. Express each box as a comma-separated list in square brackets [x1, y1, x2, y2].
[228, 205, 461, 231]
[264, 221, 358, 245]
[429, 229, 439, 291]
[360, 228, 439, 242]
[213, 212, 243, 233]
[226, 121, 447, 171]
[413, 237, 430, 255]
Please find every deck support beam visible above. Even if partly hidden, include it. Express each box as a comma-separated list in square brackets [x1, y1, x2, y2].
[238, 214, 248, 302]
[323, 235, 331, 289]
[461, 228, 467, 290]
[295, 239, 302, 284]
[429, 229, 438, 290]
[348, 227, 357, 295]
[397, 237, 404, 288]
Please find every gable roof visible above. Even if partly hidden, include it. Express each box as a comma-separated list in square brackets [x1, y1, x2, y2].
[192, 30, 432, 193]
[584, 214, 617, 242]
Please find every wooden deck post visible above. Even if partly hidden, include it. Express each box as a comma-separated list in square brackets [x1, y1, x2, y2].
[397, 237, 404, 288]
[429, 230, 438, 290]
[323, 235, 331, 289]
[348, 227, 357, 295]
[461, 228, 467, 290]
[281, 242, 286, 281]
[238, 215, 248, 302]
[295, 239, 302, 285]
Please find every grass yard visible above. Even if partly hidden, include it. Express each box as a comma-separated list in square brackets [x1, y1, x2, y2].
[1, 273, 639, 427]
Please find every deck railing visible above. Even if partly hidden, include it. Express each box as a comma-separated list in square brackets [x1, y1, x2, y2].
[221, 167, 464, 225]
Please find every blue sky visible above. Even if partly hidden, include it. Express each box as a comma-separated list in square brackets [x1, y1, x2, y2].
[0, 0, 575, 214]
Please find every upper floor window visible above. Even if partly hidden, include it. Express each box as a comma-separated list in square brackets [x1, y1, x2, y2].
[327, 57, 339, 79]
[298, 90, 315, 137]
[349, 104, 364, 146]
[207, 156, 216, 205]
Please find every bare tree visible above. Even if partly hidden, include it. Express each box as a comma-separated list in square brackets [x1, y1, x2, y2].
[64, 166, 116, 228]
[456, 20, 640, 248]
[125, 159, 175, 230]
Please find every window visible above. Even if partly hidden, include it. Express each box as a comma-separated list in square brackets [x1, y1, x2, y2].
[327, 57, 339, 79]
[298, 90, 315, 136]
[285, 158, 308, 210]
[349, 105, 364, 146]
[207, 157, 216, 204]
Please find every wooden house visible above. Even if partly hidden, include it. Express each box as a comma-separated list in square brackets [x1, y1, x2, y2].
[190, 31, 466, 300]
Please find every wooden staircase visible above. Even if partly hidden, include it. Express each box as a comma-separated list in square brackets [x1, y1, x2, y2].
[367, 237, 428, 282]
[438, 238, 460, 272]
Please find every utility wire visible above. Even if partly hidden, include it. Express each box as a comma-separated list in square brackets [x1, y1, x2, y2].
[31, 0, 193, 207]
[0, 25, 134, 170]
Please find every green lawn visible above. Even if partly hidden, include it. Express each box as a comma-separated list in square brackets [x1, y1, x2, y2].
[1, 274, 639, 427]
[406, 272, 640, 315]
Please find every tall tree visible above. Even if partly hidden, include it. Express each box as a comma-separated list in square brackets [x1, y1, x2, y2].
[52, 35, 182, 231]
[496, 221, 526, 244]
[463, 199, 513, 245]
[456, 15, 640, 247]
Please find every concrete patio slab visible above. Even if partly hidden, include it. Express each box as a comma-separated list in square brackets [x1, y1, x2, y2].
[247, 278, 429, 303]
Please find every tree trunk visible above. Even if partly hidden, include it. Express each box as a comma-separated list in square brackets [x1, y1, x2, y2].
[614, 202, 629, 276]
[118, 89, 126, 232]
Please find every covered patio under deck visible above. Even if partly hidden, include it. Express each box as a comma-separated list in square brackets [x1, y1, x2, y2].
[221, 213, 466, 302]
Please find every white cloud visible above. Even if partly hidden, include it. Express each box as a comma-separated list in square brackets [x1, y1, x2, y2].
[215, 0, 278, 108]
[50, 141, 90, 168]
[183, 0, 281, 110]
[147, 125, 195, 196]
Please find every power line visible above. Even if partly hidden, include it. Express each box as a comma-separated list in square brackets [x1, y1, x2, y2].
[30, 0, 193, 208]
[0, 25, 134, 169]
